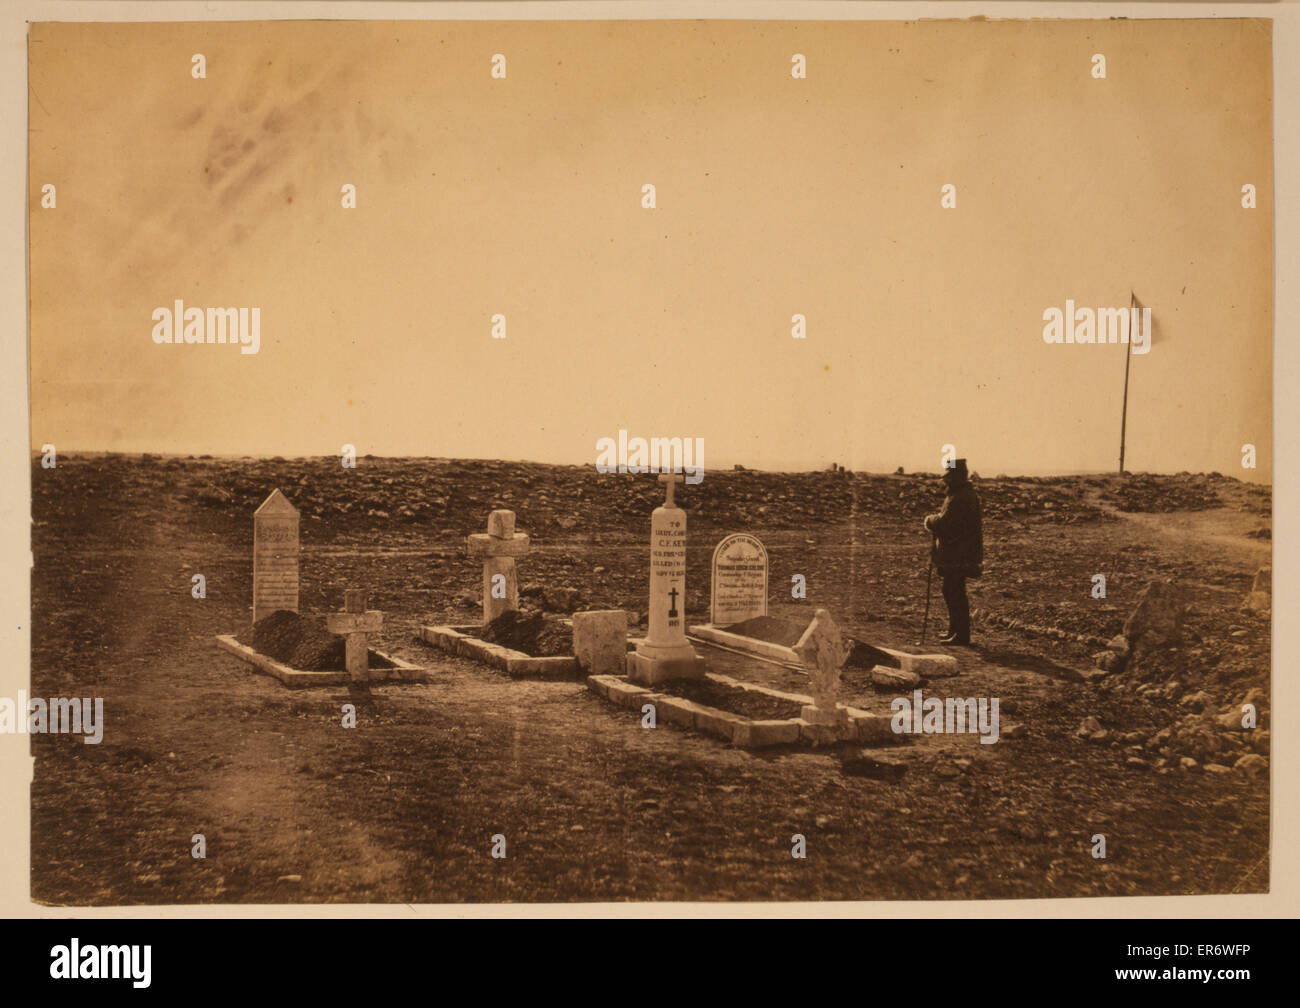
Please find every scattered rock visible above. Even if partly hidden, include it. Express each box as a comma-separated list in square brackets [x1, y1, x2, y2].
[1092, 650, 1124, 672]
[1202, 763, 1233, 776]
[1122, 580, 1186, 648]
[871, 665, 921, 689]
[841, 752, 908, 782]
[1216, 708, 1248, 732]
[1234, 753, 1268, 778]
[540, 586, 582, 613]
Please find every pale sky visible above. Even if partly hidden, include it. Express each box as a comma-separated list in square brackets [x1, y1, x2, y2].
[29, 18, 1273, 480]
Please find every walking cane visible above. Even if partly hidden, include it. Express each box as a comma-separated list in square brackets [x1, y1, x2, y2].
[919, 535, 936, 645]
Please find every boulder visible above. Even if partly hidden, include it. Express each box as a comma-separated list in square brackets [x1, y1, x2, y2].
[871, 665, 921, 689]
[1092, 650, 1124, 673]
[1122, 580, 1186, 648]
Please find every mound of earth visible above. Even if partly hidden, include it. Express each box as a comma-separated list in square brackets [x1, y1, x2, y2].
[236, 610, 395, 671]
[478, 609, 572, 657]
[723, 615, 809, 647]
[652, 677, 803, 721]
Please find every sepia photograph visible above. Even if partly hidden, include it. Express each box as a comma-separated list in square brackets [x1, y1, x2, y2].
[21, 13, 1274, 909]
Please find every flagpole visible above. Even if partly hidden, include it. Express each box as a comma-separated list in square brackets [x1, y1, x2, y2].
[1119, 290, 1134, 474]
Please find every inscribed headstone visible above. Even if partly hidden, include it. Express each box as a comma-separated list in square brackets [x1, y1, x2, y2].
[710, 533, 769, 626]
[253, 489, 300, 623]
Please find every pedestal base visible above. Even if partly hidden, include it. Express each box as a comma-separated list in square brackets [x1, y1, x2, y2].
[801, 703, 850, 745]
[801, 703, 850, 726]
[626, 639, 707, 686]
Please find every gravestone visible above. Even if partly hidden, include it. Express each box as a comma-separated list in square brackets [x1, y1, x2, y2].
[253, 489, 300, 624]
[627, 473, 706, 685]
[573, 610, 628, 676]
[466, 509, 531, 624]
[325, 588, 383, 682]
[793, 608, 850, 741]
[710, 533, 769, 626]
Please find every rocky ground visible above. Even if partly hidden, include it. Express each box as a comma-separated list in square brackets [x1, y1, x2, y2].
[29, 455, 1270, 904]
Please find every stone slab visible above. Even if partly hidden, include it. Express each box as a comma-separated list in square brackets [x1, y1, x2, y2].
[215, 634, 427, 688]
[692, 705, 746, 742]
[572, 610, 629, 676]
[604, 678, 654, 707]
[845, 707, 902, 745]
[690, 624, 957, 677]
[649, 694, 708, 729]
[872, 665, 922, 689]
[732, 719, 802, 748]
[585, 670, 902, 749]
[689, 624, 801, 665]
[418, 624, 581, 680]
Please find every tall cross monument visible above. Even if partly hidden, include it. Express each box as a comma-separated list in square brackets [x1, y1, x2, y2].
[627, 472, 706, 685]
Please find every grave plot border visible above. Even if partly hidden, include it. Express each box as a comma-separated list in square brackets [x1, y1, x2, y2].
[214, 634, 428, 688]
[687, 624, 960, 678]
[418, 624, 582, 680]
[586, 670, 902, 749]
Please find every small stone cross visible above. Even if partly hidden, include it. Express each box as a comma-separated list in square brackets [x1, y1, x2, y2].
[325, 589, 383, 682]
[466, 509, 532, 623]
[793, 608, 850, 716]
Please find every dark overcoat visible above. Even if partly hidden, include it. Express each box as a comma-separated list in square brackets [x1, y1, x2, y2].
[928, 481, 984, 578]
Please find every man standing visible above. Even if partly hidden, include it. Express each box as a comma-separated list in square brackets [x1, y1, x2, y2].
[923, 459, 983, 646]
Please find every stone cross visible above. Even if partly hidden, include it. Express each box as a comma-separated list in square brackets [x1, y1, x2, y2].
[793, 608, 850, 728]
[325, 589, 383, 682]
[659, 471, 685, 508]
[466, 509, 531, 624]
[627, 472, 704, 685]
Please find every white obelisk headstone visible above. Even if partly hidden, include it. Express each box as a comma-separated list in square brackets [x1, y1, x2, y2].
[253, 489, 300, 624]
[627, 473, 705, 685]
